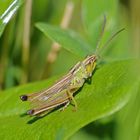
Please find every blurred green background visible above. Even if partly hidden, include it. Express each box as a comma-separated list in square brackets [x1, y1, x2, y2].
[0, 0, 140, 140]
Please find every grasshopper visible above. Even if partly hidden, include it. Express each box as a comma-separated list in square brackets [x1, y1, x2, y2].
[20, 16, 124, 116]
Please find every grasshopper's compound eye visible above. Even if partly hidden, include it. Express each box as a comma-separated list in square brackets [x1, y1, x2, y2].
[20, 95, 28, 101]
[27, 109, 34, 115]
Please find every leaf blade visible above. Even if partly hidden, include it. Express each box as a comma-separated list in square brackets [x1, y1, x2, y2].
[0, 59, 138, 140]
[36, 23, 92, 58]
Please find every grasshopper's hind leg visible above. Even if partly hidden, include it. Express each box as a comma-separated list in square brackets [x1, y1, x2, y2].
[59, 101, 70, 112]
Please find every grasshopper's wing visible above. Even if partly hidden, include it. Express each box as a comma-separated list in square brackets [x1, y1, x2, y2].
[27, 73, 73, 107]
[25, 61, 82, 108]
[27, 62, 82, 102]
[29, 89, 70, 115]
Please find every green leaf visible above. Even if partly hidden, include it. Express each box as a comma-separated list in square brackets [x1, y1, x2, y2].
[0, 59, 138, 140]
[0, 0, 24, 37]
[35, 23, 92, 58]
[115, 83, 140, 140]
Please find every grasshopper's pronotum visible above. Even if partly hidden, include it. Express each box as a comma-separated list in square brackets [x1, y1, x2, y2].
[20, 16, 124, 116]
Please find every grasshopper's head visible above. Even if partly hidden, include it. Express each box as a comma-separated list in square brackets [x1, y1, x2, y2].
[83, 55, 98, 77]
[82, 23, 124, 79]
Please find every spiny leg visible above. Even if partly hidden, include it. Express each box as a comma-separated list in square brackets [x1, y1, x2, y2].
[67, 89, 78, 111]
[66, 81, 84, 111]
[59, 101, 70, 112]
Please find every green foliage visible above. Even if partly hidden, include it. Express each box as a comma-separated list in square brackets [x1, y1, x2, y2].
[0, 0, 24, 37]
[0, 0, 139, 140]
[115, 84, 140, 140]
[0, 60, 138, 140]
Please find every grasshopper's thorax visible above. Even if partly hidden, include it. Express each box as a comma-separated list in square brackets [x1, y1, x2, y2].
[71, 63, 88, 85]
[70, 55, 97, 86]
[83, 55, 97, 77]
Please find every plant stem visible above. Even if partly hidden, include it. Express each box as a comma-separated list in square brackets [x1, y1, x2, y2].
[0, 21, 14, 89]
[130, 0, 140, 57]
[21, 0, 32, 83]
[41, 0, 74, 79]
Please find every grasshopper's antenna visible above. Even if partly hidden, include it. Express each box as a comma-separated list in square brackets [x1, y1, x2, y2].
[95, 15, 107, 55]
[98, 28, 125, 55]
